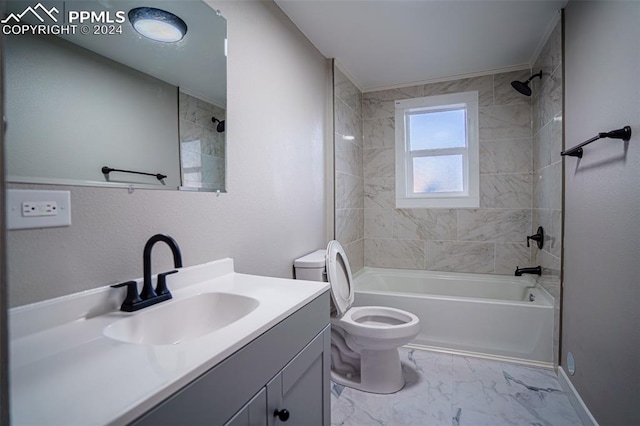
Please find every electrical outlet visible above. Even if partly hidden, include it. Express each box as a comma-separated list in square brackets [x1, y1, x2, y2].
[22, 201, 58, 217]
[7, 190, 71, 230]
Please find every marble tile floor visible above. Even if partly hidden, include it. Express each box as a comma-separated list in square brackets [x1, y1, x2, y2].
[331, 348, 583, 426]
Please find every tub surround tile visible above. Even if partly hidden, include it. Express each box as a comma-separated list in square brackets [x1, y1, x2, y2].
[365, 239, 424, 269]
[360, 69, 539, 277]
[423, 75, 494, 107]
[211, 134, 225, 158]
[333, 64, 364, 280]
[362, 97, 395, 120]
[199, 155, 224, 182]
[336, 208, 364, 244]
[343, 239, 364, 275]
[363, 148, 394, 178]
[179, 120, 203, 145]
[196, 99, 217, 131]
[334, 67, 362, 119]
[178, 92, 198, 122]
[533, 162, 562, 210]
[479, 103, 532, 141]
[180, 148, 200, 168]
[535, 249, 561, 278]
[362, 86, 422, 120]
[179, 93, 226, 191]
[335, 96, 363, 144]
[532, 23, 562, 95]
[363, 85, 423, 102]
[495, 243, 531, 275]
[533, 208, 562, 259]
[364, 178, 395, 209]
[332, 348, 582, 426]
[336, 172, 364, 210]
[493, 70, 533, 107]
[426, 241, 494, 273]
[335, 135, 363, 177]
[533, 72, 562, 135]
[479, 138, 532, 175]
[457, 209, 531, 243]
[364, 209, 393, 238]
[363, 117, 395, 149]
[480, 174, 532, 209]
[533, 118, 563, 171]
[392, 209, 456, 241]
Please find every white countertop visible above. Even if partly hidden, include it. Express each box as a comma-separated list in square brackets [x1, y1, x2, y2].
[9, 258, 329, 425]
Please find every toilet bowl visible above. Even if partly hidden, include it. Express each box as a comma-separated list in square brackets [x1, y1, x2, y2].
[294, 241, 420, 394]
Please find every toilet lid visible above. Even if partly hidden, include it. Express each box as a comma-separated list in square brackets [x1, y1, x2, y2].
[326, 240, 354, 317]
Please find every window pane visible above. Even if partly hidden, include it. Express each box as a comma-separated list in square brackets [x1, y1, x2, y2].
[413, 155, 463, 193]
[408, 109, 466, 150]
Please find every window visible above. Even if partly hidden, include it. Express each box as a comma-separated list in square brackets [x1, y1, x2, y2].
[395, 91, 479, 208]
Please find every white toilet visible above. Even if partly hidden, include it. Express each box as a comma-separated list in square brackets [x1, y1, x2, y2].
[294, 241, 420, 394]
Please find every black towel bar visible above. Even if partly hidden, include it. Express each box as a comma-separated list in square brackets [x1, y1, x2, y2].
[102, 166, 167, 181]
[561, 126, 631, 158]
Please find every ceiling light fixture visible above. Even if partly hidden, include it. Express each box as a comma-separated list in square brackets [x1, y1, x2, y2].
[128, 7, 187, 43]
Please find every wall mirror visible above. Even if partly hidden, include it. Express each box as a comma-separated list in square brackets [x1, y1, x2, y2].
[3, 0, 227, 192]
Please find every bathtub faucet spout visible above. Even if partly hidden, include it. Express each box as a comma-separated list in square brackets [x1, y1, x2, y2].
[515, 266, 542, 276]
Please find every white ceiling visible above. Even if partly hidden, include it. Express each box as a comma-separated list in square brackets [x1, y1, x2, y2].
[275, 0, 566, 91]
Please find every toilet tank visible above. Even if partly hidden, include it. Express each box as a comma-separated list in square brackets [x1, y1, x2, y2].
[293, 249, 327, 282]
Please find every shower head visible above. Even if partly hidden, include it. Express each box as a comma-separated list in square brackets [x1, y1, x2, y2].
[211, 116, 225, 133]
[510, 71, 543, 97]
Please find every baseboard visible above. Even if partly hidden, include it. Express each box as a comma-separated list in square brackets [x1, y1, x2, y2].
[557, 366, 599, 426]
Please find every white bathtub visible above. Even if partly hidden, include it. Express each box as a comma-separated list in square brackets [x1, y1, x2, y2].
[352, 267, 554, 367]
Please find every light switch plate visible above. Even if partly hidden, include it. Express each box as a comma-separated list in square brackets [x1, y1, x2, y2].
[7, 189, 71, 230]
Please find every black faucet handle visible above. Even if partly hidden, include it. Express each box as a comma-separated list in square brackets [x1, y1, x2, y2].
[156, 270, 178, 296]
[526, 226, 544, 249]
[111, 281, 142, 312]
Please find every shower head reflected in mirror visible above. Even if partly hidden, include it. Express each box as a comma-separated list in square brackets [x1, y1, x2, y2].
[211, 116, 225, 133]
[510, 71, 543, 97]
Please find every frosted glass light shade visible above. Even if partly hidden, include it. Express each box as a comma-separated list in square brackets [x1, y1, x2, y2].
[128, 7, 187, 43]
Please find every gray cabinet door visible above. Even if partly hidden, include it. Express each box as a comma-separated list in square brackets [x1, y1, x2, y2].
[225, 388, 267, 426]
[267, 326, 330, 426]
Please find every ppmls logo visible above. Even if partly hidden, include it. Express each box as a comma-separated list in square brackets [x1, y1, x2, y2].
[2, 2, 126, 36]
[1, 2, 59, 24]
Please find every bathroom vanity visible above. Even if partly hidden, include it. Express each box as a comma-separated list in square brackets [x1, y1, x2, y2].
[9, 259, 330, 425]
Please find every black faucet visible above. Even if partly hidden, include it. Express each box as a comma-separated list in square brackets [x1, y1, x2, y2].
[514, 266, 542, 276]
[526, 226, 544, 249]
[112, 234, 183, 312]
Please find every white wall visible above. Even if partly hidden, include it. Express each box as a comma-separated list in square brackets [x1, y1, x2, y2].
[7, 0, 332, 307]
[563, 2, 640, 424]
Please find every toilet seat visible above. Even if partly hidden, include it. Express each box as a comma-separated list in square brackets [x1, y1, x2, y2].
[325, 240, 355, 317]
[337, 305, 420, 340]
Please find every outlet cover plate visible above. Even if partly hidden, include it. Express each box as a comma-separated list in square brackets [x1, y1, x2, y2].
[7, 189, 71, 230]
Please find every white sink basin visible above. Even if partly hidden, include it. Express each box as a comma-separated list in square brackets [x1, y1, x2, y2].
[103, 292, 259, 345]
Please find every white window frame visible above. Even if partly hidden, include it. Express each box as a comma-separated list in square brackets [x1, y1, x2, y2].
[395, 91, 479, 208]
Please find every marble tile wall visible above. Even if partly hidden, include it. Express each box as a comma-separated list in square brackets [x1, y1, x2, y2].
[363, 71, 534, 274]
[334, 65, 364, 273]
[179, 92, 226, 190]
[531, 20, 563, 366]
